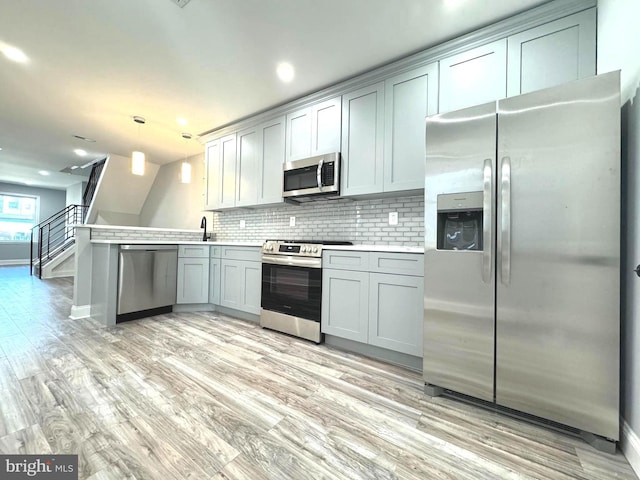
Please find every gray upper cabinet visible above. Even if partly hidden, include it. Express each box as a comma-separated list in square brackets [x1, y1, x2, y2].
[236, 126, 259, 207]
[507, 9, 596, 97]
[341, 83, 385, 196]
[384, 63, 438, 192]
[258, 116, 285, 205]
[311, 97, 342, 156]
[205, 133, 237, 210]
[286, 96, 341, 162]
[204, 140, 221, 210]
[439, 39, 507, 113]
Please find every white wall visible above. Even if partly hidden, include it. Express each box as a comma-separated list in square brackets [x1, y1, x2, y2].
[598, 0, 640, 471]
[87, 154, 159, 225]
[139, 152, 212, 230]
[65, 181, 86, 207]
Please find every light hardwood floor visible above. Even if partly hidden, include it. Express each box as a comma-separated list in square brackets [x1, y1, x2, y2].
[0, 266, 636, 480]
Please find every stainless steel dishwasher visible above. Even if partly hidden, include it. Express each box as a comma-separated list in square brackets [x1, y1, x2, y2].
[116, 245, 178, 323]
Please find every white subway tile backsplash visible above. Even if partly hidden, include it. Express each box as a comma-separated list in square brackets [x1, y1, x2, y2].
[211, 194, 424, 246]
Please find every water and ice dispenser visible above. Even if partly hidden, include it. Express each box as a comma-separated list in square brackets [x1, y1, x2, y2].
[437, 192, 483, 251]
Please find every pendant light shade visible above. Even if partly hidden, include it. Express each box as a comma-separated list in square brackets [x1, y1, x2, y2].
[131, 151, 145, 176]
[181, 161, 192, 183]
[131, 116, 146, 176]
[180, 132, 193, 184]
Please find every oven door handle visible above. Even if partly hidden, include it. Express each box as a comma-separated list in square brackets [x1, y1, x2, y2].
[262, 255, 322, 268]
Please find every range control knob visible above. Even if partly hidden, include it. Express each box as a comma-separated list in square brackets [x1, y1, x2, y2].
[312, 246, 318, 253]
[301, 246, 308, 253]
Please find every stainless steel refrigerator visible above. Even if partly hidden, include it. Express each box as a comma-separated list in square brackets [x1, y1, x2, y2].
[423, 71, 620, 444]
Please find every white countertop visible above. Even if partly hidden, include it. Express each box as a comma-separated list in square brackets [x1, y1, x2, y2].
[324, 245, 423, 253]
[88, 239, 421, 252]
[74, 224, 202, 233]
[90, 240, 263, 247]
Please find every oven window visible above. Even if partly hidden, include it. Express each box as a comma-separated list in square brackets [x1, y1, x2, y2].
[271, 268, 309, 301]
[262, 263, 322, 321]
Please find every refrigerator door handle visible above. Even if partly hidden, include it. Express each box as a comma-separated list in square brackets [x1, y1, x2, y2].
[482, 158, 493, 283]
[500, 156, 511, 285]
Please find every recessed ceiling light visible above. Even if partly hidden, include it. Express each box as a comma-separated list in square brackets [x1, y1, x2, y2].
[177, 117, 188, 126]
[24, 181, 34, 186]
[73, 135, 96, 142]
[38, 170, 50, 176]
[74, 149, 87, 156]
[1, 44, 29, 63]
[276, 62, 295, 83]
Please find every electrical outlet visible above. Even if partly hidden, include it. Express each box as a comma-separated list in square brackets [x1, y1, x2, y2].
[389, 212, 398, 226]
[289, 216, 296, 227]
[240, 219, 246, 228]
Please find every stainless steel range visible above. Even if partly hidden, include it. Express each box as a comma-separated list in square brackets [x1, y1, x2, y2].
[260, 239, 351, 343]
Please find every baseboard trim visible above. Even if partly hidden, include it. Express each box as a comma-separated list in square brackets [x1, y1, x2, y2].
[0, 259, 29, 266]
[621, 419, 640, 477]
[69, 305, 91, 319]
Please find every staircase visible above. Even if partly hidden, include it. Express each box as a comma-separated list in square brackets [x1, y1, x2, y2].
[30, 204, 86, 278]
[30, 158, 106, 278]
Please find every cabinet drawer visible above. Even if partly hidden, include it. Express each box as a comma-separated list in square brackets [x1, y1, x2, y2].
[178, 245, 209, 258]
[369, 252, 424, 276]
[322, 251, 369, 271]
[210, 246, 222, 258]
[221, 246, 261, 262]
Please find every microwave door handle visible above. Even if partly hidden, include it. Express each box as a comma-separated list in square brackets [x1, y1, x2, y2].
[316, 158, 323, 191]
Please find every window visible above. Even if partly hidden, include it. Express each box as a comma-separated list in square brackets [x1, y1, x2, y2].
[0, 193, 39, 242]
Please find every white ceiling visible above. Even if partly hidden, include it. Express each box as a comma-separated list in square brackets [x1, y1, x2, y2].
[0, 0, 547, 190]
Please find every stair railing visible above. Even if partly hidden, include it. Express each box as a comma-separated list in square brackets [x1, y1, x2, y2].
[30, 204, 87, 278]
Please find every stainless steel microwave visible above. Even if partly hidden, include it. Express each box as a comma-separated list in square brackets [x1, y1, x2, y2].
[282, 152, 340, 201]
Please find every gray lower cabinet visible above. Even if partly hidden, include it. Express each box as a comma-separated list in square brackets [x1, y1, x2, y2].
[209, 247, 221, 305]
[368, 273, 424, 356]
[219, 245, 261, 314]
[321, 269, 370, 343]
[177, 256, 210, 304]
[507, 8, 596, 97]
[322, 250, 424, 356]
[439, 39, 507, 113]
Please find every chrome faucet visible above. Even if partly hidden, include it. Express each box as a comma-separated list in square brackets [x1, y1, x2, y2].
[200, 216, 207, 241]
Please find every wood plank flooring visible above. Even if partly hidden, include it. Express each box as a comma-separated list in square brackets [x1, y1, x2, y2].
[0, 265, 636, 480]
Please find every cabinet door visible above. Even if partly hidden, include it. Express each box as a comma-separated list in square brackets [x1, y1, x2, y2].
[177, 257, 210, 304]
[311, 96, 342, 156]
[220, 260, 241, 310]
[507, 9, 596, 97]
[219, 133, 237, 209]
[368, 273, 423, 356]
[258, 116, 285, 205]
[236, 127, 259, 207]
[286, 107, 311, 162]
[204, 140, 221, 210]
[341, 83, 385, 196]
[384, 63, 438, 192]
[321, 269, 369, 343]
[439, 39, 507, 113]
[242, 261, 261, 315]
[209, 258, 221, 305]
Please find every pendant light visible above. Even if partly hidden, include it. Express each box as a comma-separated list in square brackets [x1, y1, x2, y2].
[131, 116, 146, 176]
[181, 132, 192, 184]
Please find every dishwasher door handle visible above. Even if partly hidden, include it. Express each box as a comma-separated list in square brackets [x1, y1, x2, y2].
[120, 244, 179, 251]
